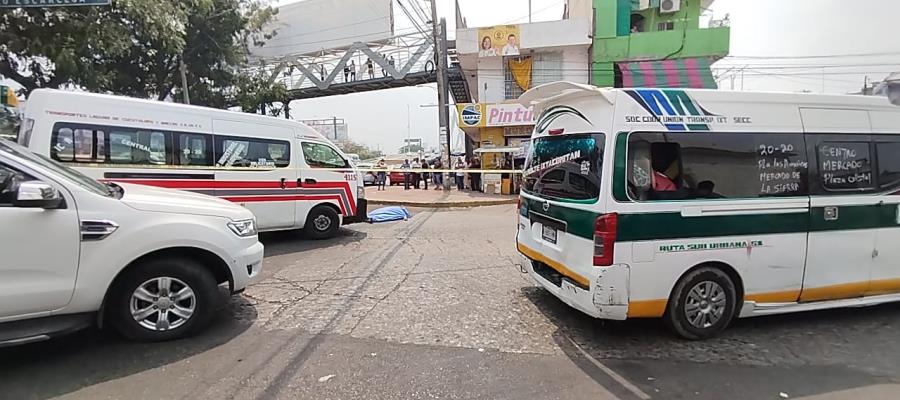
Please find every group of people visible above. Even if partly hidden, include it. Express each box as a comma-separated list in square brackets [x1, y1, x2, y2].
[397, 158, 444, 190]
[369, 157, 485, 192]
[340, 54, 396, 83]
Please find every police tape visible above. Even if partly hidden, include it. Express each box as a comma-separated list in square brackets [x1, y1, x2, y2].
[66, 162, 525, 174]
[352, 168, 524, 174]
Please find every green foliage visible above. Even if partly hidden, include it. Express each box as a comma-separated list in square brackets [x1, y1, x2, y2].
[339, 140, 383, 161]
[233, 69, 288, 115]
[0, 0, 278, 106]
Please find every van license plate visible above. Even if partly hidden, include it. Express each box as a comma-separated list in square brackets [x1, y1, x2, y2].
[542, 225, 557, 244]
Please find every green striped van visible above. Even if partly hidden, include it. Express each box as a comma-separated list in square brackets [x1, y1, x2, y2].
[516, 81, 900, 339]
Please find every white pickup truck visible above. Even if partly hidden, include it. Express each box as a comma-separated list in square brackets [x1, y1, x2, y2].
[0, 139, 263, 345]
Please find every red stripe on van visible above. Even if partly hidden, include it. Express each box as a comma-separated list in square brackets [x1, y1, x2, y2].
[109, 178, 357, 215]
[222, 195, 348, 215]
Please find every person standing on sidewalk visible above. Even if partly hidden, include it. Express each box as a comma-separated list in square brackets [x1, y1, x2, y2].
[401, 159, 411, 190]
[376, 158, 387, 191]
[411, 158, 421, 189]
[432, 158, 443, 189]
[455, 157, 466, 190]
[469, 157, 482, 192]
[420, 160, 429, 190]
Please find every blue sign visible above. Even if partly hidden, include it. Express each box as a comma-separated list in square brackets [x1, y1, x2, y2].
[1, 0, 110, 7]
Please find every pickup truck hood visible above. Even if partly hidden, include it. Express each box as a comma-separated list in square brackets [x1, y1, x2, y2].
[118, 182, 254, 221]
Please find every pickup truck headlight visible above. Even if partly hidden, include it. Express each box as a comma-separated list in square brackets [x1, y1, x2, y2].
[228, 219, 257, 237]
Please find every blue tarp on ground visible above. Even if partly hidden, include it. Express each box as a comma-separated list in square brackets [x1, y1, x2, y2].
[368, 206, 411, 223]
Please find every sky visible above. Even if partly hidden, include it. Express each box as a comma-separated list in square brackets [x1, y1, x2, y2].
[280, 0, 900, 153]
[5, 0, 899, 154]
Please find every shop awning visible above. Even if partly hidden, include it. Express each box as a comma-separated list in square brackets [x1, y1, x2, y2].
[474, 146, 523, 154]
[618, 58, 718, 89]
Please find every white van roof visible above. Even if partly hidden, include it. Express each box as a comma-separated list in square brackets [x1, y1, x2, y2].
[25, 89, 330, 141]
[520, 82, 899, 116]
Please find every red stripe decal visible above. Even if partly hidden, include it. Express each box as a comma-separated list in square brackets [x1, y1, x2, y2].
[111, 178, 357, 215]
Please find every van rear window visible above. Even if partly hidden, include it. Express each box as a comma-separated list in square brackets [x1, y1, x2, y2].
[523, 134, 604, 201]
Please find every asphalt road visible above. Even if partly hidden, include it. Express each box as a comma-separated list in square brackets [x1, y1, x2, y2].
[2, 204, 900, 400]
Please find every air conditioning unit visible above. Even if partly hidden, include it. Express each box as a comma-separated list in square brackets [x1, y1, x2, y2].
[660, 0, 681, 13]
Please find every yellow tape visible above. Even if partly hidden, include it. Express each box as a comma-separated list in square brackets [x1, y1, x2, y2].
[65, 163, 524, 174]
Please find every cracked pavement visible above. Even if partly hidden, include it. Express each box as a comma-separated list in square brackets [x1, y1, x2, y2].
[2, 205, 900, 400]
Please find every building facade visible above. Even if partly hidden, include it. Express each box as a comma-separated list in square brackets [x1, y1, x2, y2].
[588, 0, 730, 88]
[454, 10, 593, 169]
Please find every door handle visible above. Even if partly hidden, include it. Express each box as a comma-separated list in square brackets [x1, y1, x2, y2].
[304, 178, 318, 185]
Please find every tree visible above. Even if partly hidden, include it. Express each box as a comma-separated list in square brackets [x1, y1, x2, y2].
[233, 68, 289, 115]
[0, 0, 277, 105]
[339, 140, 383, 161]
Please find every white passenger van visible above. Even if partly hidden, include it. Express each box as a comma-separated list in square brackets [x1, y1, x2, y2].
[19, 90, 367, 239]
[516, 81, 900, 339]
[0, 139, 263, 345]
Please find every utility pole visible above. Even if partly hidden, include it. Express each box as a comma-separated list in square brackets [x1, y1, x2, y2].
[333, 116, 338, 141]
[529, 0, 532, 23]
[179, 59, 191, 104]
[430, 0, 452, 190]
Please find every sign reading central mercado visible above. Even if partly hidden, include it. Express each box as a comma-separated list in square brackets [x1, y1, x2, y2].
[0, 0, 109, 7]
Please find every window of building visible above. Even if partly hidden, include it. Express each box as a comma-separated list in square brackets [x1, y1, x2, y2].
[630, 14, 646, 32]
[817, 141, 874, 192]
[627, 132, 809, 201]
[215, 136, 290, 168]
[301, 142, 349, 168]
[657, 21, 675, 31]
[176, 133, 213, 166]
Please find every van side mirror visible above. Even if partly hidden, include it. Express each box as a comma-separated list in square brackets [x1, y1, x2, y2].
[14, 181, 65, 209]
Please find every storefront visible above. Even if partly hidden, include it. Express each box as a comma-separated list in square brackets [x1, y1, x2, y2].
[457, 102, 534, 193]
[457, 102, 533, 159]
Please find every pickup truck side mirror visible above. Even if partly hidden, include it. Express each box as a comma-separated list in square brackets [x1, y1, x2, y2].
[13, 180, 65, 209]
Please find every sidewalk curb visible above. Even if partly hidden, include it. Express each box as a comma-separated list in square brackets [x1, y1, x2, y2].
[368, 198, 517, 208]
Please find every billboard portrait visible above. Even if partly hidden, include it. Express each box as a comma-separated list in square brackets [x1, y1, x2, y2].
[477, 25, 521, 57]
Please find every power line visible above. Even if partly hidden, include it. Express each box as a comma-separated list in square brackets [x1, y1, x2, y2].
[725, 51, 900, 60]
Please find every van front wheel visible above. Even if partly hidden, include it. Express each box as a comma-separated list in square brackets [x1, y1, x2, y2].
[665, 267, 737, 340]
[304, 205, 341, 239]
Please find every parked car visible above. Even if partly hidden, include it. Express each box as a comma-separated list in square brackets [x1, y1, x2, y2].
[356, 162, 378, 186]
[0, 139, 264, 345]
[389, 167, 406, 186]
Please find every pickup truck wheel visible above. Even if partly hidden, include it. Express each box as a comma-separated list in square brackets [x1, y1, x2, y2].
[109, 258, 218, 342]
[304, 205, 341, 239]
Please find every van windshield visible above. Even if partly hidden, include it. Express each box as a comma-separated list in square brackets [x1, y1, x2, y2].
[523, 133, 604, 201]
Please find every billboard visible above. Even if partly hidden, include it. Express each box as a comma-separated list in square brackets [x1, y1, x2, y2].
[477, 25, 521, 57]
[250, 0, 394, 59]
[457, 103, 535, 127]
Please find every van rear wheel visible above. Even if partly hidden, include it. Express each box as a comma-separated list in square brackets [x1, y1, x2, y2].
[109, 257, 218, 342]
[665, 266, 737, 340]
[304, 205, 340, 239]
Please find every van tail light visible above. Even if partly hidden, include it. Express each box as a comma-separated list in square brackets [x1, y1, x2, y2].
[593, 213, 618, 266]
